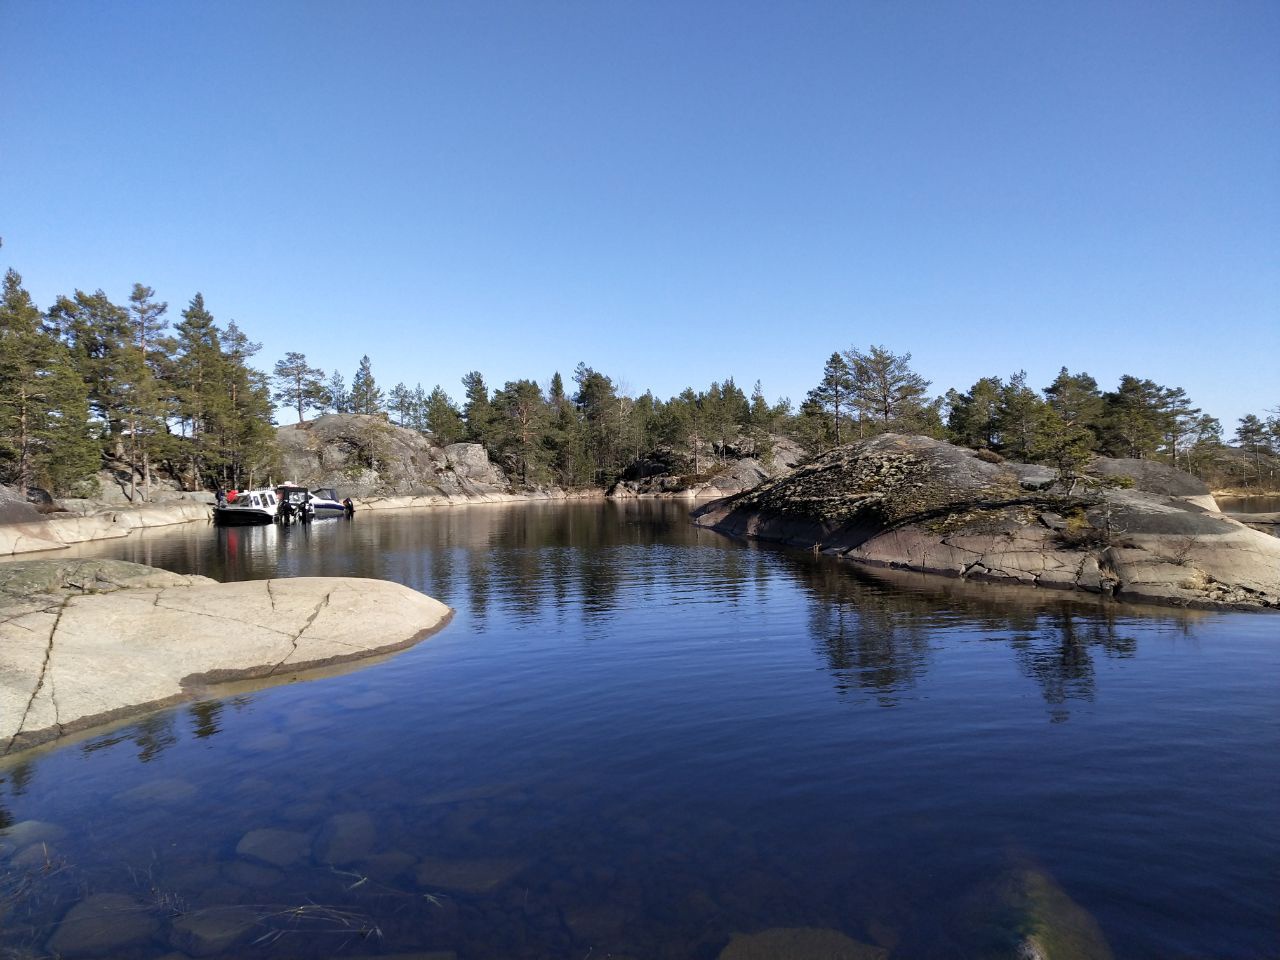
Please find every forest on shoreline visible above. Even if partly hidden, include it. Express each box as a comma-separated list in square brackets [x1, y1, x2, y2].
[2, 265, 1278, 499]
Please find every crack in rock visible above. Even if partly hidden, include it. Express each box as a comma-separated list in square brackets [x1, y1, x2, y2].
[3, 596, 72, 756]
[267, 588, 335, 676]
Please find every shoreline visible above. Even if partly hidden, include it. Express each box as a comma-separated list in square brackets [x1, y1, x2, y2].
[0, 564, 455, 758]
[0, 488, 609, 558]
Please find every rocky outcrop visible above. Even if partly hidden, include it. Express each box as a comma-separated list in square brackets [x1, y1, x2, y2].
[692, 434, 1280, 610]
[0, 559, 452, 756]
[610, 436, 806, 499]
[276, 414, 511, 497]
[0, 500, 214, 557]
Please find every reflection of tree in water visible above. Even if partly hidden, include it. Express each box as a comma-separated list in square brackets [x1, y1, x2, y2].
[1006, 613, 1137, 723]
[189, 699, 224, 739]
[787, 550, 1181, 718]
[82, 713, 177, 762]
[807, 589, 933, 705]
[0, 759, 35, 828]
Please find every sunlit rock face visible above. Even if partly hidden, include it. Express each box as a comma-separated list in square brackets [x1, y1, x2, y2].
[275, 413, 510, 497]
[0, 559, 452, 756]
[693, 434, 1280, 610]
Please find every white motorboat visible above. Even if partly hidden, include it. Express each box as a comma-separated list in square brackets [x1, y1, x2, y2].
[213, 487, 280, 526]
[276, 484, 346, 522]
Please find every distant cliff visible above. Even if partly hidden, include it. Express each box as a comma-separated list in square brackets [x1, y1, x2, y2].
[275, 414, 513, 498]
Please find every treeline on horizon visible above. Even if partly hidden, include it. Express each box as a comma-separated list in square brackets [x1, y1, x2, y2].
[2, 265, 1278, 499]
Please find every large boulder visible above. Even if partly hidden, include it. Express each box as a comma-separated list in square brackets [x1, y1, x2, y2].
[0, 559, 452, 756]
[692, 434, 1280, 610]
[610, 435, 805, 499]
[275, 414, 511, 497]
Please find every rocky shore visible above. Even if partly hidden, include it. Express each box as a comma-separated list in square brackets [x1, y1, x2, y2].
[693, 434, 1280, 611]
[0, 559, 451, 756]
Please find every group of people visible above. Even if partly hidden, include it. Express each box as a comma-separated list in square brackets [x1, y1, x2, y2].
[277, 493, 314, 525]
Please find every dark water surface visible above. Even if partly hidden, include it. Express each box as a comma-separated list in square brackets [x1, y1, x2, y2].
[1, 502, 1276, 959]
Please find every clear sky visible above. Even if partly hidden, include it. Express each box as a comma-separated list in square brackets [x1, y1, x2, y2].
[2, 0, 1277, 429]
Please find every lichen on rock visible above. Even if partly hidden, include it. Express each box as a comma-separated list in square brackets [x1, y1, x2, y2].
[693, 434, 1280, 610]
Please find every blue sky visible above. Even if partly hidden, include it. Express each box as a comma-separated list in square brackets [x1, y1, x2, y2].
[2, 1, 1277, 428]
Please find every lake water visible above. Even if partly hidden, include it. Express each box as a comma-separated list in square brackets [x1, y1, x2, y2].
[1, 501, 1277, 959]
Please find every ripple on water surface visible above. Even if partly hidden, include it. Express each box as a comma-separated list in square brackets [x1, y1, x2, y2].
[0, 501, 1276, 959]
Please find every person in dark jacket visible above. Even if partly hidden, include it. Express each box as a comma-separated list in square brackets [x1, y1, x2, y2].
[342, 497, 355, 518]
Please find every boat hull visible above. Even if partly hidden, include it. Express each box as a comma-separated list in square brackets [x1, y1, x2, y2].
[214, 507, 275, 526]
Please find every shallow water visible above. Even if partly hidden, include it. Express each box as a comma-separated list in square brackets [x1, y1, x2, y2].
[1218, 494, 1280, 514]
[1, 501, 1276, 959]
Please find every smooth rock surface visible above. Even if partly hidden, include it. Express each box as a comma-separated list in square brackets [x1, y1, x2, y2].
[0, 502, 213, 557]
[0, 560, 452, 756]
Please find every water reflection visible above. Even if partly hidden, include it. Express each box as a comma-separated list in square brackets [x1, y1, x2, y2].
[2, 502, 1270, 959]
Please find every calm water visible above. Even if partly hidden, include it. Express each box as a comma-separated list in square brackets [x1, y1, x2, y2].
[0, 502, 1276, 959]
[1219, 495, 1280, 514]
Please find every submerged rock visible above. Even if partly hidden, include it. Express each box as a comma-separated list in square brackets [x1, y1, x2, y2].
[316, 811, 379, 865]
[414, 855, 527, 893]
[0, 819, 67, 850]
[693, 434, 1280, 610]
[46, 892, 159, 956]
[236, 827, 310, 868]
[168, 904, 260, 957]
[718, 926, 888, 960]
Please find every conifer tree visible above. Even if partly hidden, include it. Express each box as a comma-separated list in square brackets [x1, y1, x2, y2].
[946, 376, 1004, 449]
[127, 284, 172, 500]
[322, 370, 346, 413]
[493, 378, 551, 485]
[425, 385, 466, 445]
[461, 370, 495, 445]
[0, 270, 98, 492]
[272, 352, 328, 424]
[349, 355, 384, 416]
[845, 345, 931, 431]
[806, 353, 854, 444]
[996, 371, 1045, 460]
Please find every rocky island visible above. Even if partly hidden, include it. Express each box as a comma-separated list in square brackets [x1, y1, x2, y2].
[0, 559, 451, 756]
[693, 434, 1280, 610]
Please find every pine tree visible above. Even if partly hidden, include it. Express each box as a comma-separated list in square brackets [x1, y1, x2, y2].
[424, 385, 466, 444]
[946, 376, 1003, 449]
[1235, 415, 1270, 487]
[461, 370, 494, 445]
[996, 371, 1045, 460]
[0, 270, 98, 492]
[388, 382, 415, 426]
[844, 345, 931, 431]
[492, 379, 551, 486]
[805, 353, 854, 445]
[272, 352, 328, 423]
[349, 355, 384, 416]
[127, 284, 172, 500]
[1043, 368, 1104, 441]
[326, 370, 348, 413]
[1100, 376, 1170, 460]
